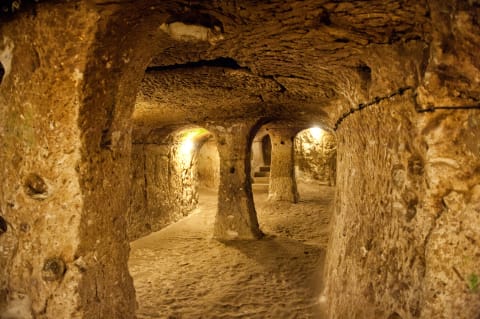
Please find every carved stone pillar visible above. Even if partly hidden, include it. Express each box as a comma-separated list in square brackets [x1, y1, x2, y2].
[268, 128, 299, 203]
[208, 122, 263, 240]
[0, 3, 164, 318]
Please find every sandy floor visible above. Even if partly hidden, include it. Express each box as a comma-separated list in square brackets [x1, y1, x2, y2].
[129, 183, 334, 319]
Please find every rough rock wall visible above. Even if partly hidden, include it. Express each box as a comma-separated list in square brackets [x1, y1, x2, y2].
[129, 144, 171, 241]
[295, 130, 336, 186]
[128, 141, 200, 240]
[0, 4, 100, 318]
[0, 3, 150, 318]
[420, 110, 480, 318]
[0, 2, 177, 318]
[170, 141, 199, 216]
[324, 93, 480, 319]
[197, 138, 220, 189]
[129, 144, 149, 239]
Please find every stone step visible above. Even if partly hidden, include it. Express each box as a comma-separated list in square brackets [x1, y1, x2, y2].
[259, 166, 271, 172]
[254, 177, 269, 183]
[252, 183, 268, 191]
[254, 171, 270, 177]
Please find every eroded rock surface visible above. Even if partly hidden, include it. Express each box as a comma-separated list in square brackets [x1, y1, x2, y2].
[295, 130, 337, 186]
[325, 92, 480, 319]
[0, 0, 479, 318]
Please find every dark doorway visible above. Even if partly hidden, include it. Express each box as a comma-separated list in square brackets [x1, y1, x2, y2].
[261, 134, 272, 166]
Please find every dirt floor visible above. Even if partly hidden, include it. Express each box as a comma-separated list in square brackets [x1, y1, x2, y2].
[129, 183, 335, 319]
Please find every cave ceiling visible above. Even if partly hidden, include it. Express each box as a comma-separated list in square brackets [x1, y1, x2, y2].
[5, 1, 480, 130]
[131, 0, 433, 130]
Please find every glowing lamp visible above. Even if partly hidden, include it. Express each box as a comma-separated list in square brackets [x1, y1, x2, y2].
[309, 127, 323, 140]
[180, 138, 194, 155]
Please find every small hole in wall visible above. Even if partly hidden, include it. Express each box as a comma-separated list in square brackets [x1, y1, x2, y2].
[20, 222, 29, 232]
[280, 141, 285, 145]
[0, 63, 4, 84]
[0, 216, 7, 235]
[388, 312, 403, 319]
[230, 167, 235, 174]
[24, 173, 48, 200]
[42, 257, 66, 282]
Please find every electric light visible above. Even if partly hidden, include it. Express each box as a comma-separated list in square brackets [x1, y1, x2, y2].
[309, 127, 323, 140]
[180, 138, 194, 155]
[178, 128, 210, 162]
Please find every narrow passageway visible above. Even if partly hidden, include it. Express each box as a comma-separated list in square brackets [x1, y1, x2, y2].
[129, 184, 334, 318]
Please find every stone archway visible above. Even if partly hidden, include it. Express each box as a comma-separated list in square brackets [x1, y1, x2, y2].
[128, 126, 219, 240]
[294, 127, 337, 189]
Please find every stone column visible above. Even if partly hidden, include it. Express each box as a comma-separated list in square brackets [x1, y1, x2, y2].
[208, 122, 263, 240]
[268, 128, 299, 203]
[0, 3, 164, 318]
[0, 4, 108, 318]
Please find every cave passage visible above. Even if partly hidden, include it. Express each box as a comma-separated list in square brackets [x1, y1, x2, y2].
[1, 2, 479, 319]
[129, 183, 334, 319]
[128, 123, 336, 318]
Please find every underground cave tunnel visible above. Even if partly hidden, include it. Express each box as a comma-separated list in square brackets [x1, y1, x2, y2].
[128, 124, 336, 318]
[1, 1, 480, 319]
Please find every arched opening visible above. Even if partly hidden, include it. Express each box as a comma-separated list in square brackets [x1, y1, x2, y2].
[129, 126, 224, 316]
[0, 2, 478, 318]
[127, 126, 219, 240]
[294, 127, 337, 200]
[250, 124, 336, 247]
[250, 128, 272, 193]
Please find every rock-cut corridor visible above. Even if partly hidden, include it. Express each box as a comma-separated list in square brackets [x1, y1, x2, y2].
[129, 184, 334, 319]
[1, 1, 480, 319]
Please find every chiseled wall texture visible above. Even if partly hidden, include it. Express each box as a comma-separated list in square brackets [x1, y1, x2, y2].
[324, 94, 480, 319]
[294, 130, 336, 186]
[128, 141, 200, 241]
[197, 138, 220, 189]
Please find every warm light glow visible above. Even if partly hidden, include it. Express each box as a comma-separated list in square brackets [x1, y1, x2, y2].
[180, 138, 194, 155]
[178, 128, 210, 162]
[309, 127, 324, 140]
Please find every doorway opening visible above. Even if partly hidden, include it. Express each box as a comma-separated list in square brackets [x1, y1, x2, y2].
[128, 126, 219, 240]
[250, 128, 272, 193]
[261, 134, 272, 166]
[294, 127, 337, 200]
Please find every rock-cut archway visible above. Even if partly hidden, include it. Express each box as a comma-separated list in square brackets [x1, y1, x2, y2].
[128, 126, 219, 240]
[294, 127, 337, 200]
